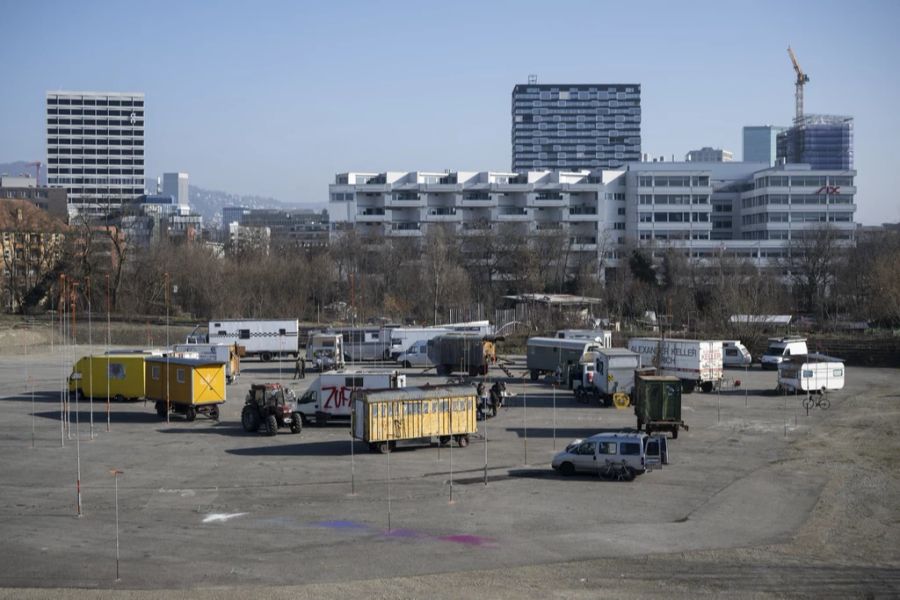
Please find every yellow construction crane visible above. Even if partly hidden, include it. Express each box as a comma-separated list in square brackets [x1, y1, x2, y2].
[787, 46, 809, 123]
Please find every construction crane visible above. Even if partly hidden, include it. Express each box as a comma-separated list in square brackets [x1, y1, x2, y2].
[787, 46, 809, 123]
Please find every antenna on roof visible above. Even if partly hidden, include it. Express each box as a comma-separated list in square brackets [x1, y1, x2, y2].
[528, 74, 537, 84]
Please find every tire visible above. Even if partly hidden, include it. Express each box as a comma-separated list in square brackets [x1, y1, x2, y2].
[559, 462, 575, 476]
[819, 397, 831, 410]
[241, 406, 260, 432]
[403, 361, 412, 369]
[672, 426, 679, 439]
[290, 413, 302, 434]
[701, 381, 714, 393]
[682, 381, 696, 394]
[439, 435, 451, 447]
[457, 435, 469, 448]
[209, 405, 220, 421]
[622, 468, 636, 482]
[530, 370, 539, 381]
[155, 402, 167, 419]
[264, 414, 278, 436]
[260, 352, 273, 362]
[378, 441, 391, 454]
[185, 406, 196, 422]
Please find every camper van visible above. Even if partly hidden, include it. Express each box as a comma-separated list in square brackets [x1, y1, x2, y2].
[306, 333, 345, 371]
[760, 336, 808, 369]
[722, 341, 752, 367]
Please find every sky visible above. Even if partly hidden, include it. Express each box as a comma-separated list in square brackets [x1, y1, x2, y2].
[1, 0, 898, 224]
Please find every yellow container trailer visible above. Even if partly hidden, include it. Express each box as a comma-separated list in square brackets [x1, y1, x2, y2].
[145, 357, 227, 421]
[68, 354, 149, 401]
[352, 385, 477, 453]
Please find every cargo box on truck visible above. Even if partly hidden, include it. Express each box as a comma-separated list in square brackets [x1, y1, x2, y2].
[145, 357, 227, 421]
[296, 370, 406, 426]
[574, 347, 641, 406]
[526, 337, 604, 383]
[203, 319, 299, 362]
[69, 354, 149, 401]
[352, 385, 478, 453]
[427, 333, 499, 376]
[627, 338, 723, 393]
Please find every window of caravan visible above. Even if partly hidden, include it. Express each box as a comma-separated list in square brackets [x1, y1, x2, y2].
[176, 369, 185, 383]
[108, 363, 126, 379]
[151, 365, 160, 380]
[279, 328, 286, 335]
[239, 329, 250, 340]
[834, 369, 844, 377]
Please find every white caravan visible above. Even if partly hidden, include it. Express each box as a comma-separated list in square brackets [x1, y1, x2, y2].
[777, 355, 845, 394]
[555, 329, 613, 348]
[202, 319, 299, 361]
[721, 341, 752, 367]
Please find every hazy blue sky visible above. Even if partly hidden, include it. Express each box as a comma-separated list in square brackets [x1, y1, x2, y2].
[2, 0, 898, 223]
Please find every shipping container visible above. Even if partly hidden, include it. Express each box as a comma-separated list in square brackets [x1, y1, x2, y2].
[352, 385, 477, 452]
[427, 333, 498, 376]
[632, 373, 687, 438]
[68, 354, 149, 401]
[145, 357, 227, 421]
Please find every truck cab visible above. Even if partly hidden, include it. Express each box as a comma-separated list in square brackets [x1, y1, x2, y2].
[760, 336, 808, 369]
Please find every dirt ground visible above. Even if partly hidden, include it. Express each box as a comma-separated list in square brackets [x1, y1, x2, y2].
[0, 321, 897, 599]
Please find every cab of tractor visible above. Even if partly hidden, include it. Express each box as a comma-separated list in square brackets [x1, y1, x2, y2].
[241, 383, 302, 436]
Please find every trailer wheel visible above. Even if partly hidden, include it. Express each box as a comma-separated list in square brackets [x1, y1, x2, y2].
[260, 352, 273, 362]
[264, 414, 278, 436]
[209, 405, 220, 421]
[672, 426, 679, 439]
[155, 402, 167, 419]
[185, 406, 196, 422]
[559, 462, 575, 476]
[241, 406, 259, 432]
[403, 361, 412, 369]
[682, 380, 696, 394]
[456, 435, 469, 448]
[530, 370, 539, 381]
[290, 413, 302, 434]
[701, 381, 714, 393]
[378, 441, 392, 454]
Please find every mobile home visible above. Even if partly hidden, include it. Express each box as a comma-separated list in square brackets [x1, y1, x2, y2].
[69, 354, 149, 401]
[203, 319, 299, 361]
[777, 354, 845, 393]
[145, 357, 227, 421]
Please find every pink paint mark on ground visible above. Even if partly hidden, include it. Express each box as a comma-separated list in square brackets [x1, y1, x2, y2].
[437, 534, 496, 547]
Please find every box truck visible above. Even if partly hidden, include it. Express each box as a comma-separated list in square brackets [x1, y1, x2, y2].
[627, 338, 723, 393]
[352, 385, 477, 453]
[526, 337, 604, 383]
[296, 370, 406, 426]
[427, 333, 499, 376]
[574, 347, 641, 406]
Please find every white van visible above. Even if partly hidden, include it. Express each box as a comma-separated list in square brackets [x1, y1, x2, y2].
[722, 341, 752, 367]
[761, 336, 808, 369]
[551, 432, 659, 480]
[396, 339, 434, 368]
[296, 370, 406, 426]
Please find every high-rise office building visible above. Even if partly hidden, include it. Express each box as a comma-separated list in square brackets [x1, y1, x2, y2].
[511, 83, 641, 171]
[777, 115, 853, 170]
[743, 126, 786, 165]
[46, 91, 145, 219]
[162, 172, 189, 210]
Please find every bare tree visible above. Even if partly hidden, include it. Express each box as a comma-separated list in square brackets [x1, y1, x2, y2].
[783, 226, 846, 323]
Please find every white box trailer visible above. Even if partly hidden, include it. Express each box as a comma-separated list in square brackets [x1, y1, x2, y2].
[555, 329, 613, 348]
[627, 338, 723, 393]
[389, 327, 451, 360]
[295, 370, 406, 426]
[205, 319, 299, 361]
[777, 355, 845, 394]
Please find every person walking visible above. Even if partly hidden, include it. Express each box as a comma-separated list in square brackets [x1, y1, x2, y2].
[294, 355, 305, 380]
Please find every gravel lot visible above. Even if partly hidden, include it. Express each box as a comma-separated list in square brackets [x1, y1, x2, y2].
[0, 342, 898, 598]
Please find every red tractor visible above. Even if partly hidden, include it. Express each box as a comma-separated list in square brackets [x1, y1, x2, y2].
[241, 383, 302, 436]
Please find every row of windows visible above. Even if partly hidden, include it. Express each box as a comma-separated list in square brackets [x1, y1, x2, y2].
[639, 194, 710, 205]
[517, 114, 639, 123]
[48, 148, 143, 156]
[47, 98, 143, 107]
[755, 175, 853, 188]
[63, 189, 144, 197]
[48, 128, 143, 136]
[741, 212, 854, 225]
[48, 137, 144, 146]
[741, 194, 854, 209]
[49, 158, 141, 165]
[48, 168, 144, 176]
[47, 109, 144, 117]
[637, 176, 710, 187]
[639, 232, 711, 241]
[639, 212, 710, 223]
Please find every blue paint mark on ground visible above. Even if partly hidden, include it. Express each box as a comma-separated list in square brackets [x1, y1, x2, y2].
[313, 520, 369, 530]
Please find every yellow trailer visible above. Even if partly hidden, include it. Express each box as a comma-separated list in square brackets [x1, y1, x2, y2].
[145, 357, 227, 421]
[68, 354, 148, 401]
[352, 385, 477, 453]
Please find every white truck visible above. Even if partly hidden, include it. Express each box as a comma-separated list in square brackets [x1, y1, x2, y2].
[295, 370, 406, 426]
[556, 329, 613, 348]
[777, 354, 845, 394]
[574, 347, 642, 406]
[627, 338, 724, 393]
[192, 319, 299, 362]
[389, 327, 451, 360]
[761, 336, 808, 369]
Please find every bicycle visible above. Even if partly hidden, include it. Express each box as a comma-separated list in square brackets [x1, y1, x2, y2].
[598, 459, 636, 482]
[802, 394, 830, 410]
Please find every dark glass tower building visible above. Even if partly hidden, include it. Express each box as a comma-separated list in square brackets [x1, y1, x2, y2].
[777, 114, 853, 170]
[512, 83, 641, 171]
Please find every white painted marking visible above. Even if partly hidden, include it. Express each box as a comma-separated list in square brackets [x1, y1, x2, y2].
[202, 512, 247, 524]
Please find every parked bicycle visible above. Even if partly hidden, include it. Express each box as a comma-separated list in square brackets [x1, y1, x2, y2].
[599, 459, 636, 482]
[802, 394, 830, 410]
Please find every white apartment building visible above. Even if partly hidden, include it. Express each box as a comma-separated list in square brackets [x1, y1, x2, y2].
[46, 91, 145, 219]
[329, 163, 857, 275]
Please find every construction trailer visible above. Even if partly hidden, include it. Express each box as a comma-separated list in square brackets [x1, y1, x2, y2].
[427, 333, 499, 376]
[352, 385, 478, 453]
[145, 356, 227, 421]
[69, 354, 149, 401]
[172, 343, 241, 383]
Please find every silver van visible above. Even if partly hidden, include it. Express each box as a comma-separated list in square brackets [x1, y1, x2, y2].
[551, 432, 665, 481]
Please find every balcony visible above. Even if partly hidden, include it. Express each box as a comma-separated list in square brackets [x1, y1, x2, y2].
[390, 222, 422, 237]
[566, 206, 599, 221]
[385, 194, 423, 208]
[356, 208, 386, 222]
[426, 207, 461, 222]
[459, 192, 496, 207]
[496, 207, 530, 221]
[530, 191, 567, 207]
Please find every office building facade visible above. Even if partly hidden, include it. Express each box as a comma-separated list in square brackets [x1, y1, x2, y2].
[777, 115, 853, 171]
[743, 126, 787, 165]
[161, 172, 189, 210]
[511, 84, 641, 171]
[685, 147, 734, 162]
[46, 91, 145, 219]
